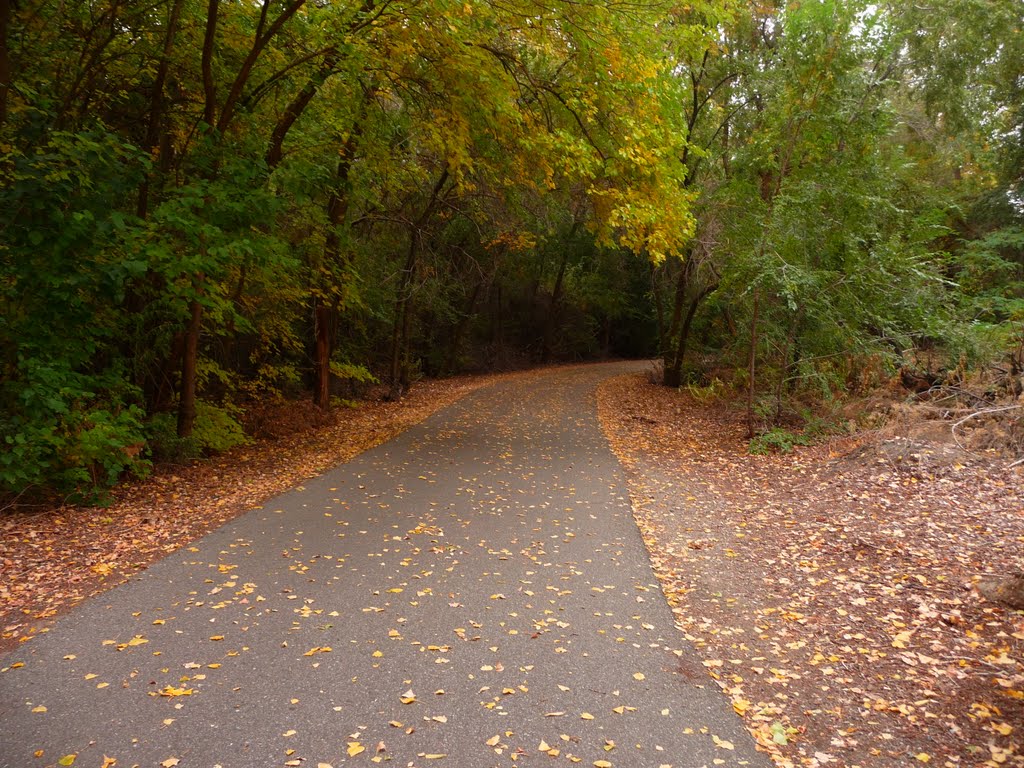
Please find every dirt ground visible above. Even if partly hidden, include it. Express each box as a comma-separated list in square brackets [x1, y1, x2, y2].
[597, 372, 1024, 768]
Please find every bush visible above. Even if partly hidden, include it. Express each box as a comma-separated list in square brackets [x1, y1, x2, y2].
[147, 401, 249, 463]
[0, 359, 150, 500]
[749, 427, 811, 455]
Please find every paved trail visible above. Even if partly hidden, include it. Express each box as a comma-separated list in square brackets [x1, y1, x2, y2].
[1, 363, 765, 768]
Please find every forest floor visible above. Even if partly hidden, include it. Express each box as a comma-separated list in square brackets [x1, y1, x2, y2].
[0, 373, 502, 652]
[597, 372, 1024, 768]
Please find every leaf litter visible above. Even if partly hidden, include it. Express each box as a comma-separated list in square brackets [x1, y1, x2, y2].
[598, 373, 1024, 768]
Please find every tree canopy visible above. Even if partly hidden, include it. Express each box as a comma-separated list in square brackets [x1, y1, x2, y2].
[2, 0, 1021, 496]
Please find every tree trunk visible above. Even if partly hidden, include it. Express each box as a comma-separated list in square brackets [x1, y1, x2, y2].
[313, 300, 333, 409]
[540, 250, 569, 364]
[444, 280, 482, 375]
[667, 282, 717, 387]
[746, 291, 759, 440]
[137, 0, 184, 218]
[152, 332, 184, 413]
[201, 0, 219, 127]
[311, 125, 361, 407]
[662, 251, 693, 387]
[177, 298, 203, 438]
[650, 263, 666, 357]
[0, 0, 13, 129]
[388, 169, 449, 398]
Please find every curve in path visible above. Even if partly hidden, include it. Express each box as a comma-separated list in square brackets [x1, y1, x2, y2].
[0, 362, 766, 768]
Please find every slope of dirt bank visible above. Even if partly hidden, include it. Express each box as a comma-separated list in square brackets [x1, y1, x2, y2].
[598, 373, 1024, 768]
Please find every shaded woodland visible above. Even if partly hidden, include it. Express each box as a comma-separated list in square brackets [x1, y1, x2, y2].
[2, 0, 1022, 496]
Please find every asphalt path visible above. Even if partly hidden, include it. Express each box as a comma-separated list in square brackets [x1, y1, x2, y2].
[0, 362, 766, 768]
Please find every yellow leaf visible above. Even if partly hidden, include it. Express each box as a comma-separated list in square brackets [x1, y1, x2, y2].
[347, 742, 365, 757]
[432, 715, 448, 723]
[915, 754, 931, 763]
[632, 673, 645, 680]
[31, 705, 47, 713]
[712, 735, 734, 750]
[126, 636, 148, 647]
[100, 758, 116, 768]
[160, 759, 179, 768]
[539, 740, 550, 751]
[594, 761, 612, 768]
[158, 686, 193, 698]
[389, 721, 403, 728]
[993, 722, 1013, 736]
[209, 635, 224, 641]
[58, 755, 76, 766]
[424, 755, 447, 760]
[486, 735, 501, 747]
[318, 764, 335, 768]
[400, 689, 417, 704]
[580, 712, 595, 720]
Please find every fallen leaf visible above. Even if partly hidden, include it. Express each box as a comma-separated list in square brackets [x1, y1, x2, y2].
[712, 735, 734, 750]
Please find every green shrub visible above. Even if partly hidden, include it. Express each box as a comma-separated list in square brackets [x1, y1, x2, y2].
[193, 401, 250, 453]
[147, 401, 249, 463]
[0, 359, 151, 500]
[146, 413, 200, 464]
[749, 427, 812, 455]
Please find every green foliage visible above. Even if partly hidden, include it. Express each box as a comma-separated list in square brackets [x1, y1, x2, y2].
[192, 402, 250, 454]
[749, 427, 811, 456]
[2, 0, 1021, 496]
[146, 414, 200, 465]
[147, 402, 248, 463]
[0, 361, 149, 497]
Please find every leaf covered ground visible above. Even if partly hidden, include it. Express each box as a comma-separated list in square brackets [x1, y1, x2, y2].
[598, 373, 1024, 768]
[0, 376, 498, 651]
